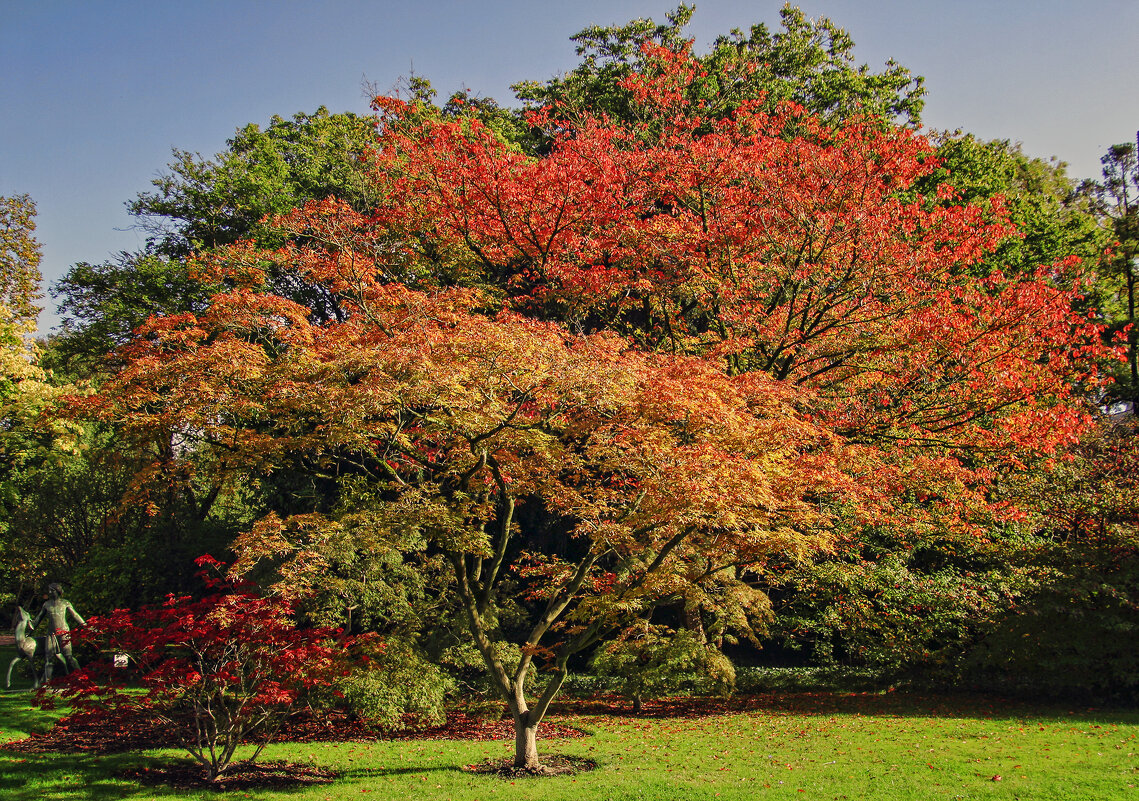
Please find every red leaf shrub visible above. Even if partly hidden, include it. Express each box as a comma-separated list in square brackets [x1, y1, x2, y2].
[40, 556, 369, 782]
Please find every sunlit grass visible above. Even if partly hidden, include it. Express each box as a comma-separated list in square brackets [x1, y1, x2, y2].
[2, 692, 1137, 800]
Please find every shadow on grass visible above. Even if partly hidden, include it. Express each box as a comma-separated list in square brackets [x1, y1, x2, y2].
[0, 751, 155, 801]
[0, 695, 60, 740]
[552, 691, 1139, 726]
[1, 750, 352, 799]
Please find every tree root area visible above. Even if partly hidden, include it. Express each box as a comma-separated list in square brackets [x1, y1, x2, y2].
[119, 759, 338, 790]
[463, 754, 599, 777]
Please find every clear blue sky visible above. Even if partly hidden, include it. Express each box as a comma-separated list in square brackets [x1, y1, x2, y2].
[3, 0, 1138, 333]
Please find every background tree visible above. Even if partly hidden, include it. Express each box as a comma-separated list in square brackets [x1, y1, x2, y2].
[513, 4, 924, 130]
[52, 109, 379, 369]
[0, 196, 80, 609]
[914, 133, 1104, 279]
[0, 303, 62, 608]
[129, 107, 379, 257]
[962, 420, 1139, 700]
[1084, 135, 1139, 412]
[0, 194, 43, 325]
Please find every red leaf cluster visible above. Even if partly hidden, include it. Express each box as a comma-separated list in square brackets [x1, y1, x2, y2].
[40, 557, 369, 781]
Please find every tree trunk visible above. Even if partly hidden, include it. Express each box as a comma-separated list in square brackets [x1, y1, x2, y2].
[684, 598, 707, 643]
[513, 711, 542, 771]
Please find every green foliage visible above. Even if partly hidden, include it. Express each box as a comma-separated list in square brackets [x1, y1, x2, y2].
[966, 550, 1139, 702]
[591, 626, 735, 709]
[432, 639, 532, 718]
[50, 251, 213, 371]
[337, 638, 451, 728]
[0, 304, 84, 609]
[768, 422, 1139, 703]
[915, 133, 1105, 278]
[0, 194, 43, 325]
[0, 423, 259, 614]
[1083, 137, 1139, 409]
[129, 107, 379, 256]
[768, 536, 1028, 682]
[51, 108, 378, 368]
[733, 665, 885, 693]
[513, 4, 924, 128]
[964, 423, 1139, 702]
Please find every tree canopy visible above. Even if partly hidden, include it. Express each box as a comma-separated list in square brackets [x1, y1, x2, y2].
[63, 47, 1112, 768]
[19, 3, 1139, 770]
[0, 194, 43, 325]
[513, 4, 925, 128]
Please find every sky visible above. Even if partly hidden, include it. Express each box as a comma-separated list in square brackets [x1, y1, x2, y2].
[3, 0, 1138, 334]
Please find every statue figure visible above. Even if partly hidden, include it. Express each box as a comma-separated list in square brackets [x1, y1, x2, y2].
[32, 583, 85, 680]
[6, 606, 44, 689]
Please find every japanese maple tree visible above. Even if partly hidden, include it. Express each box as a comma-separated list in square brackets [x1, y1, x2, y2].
[44, 556, 362, 782]
[70, 48, 1111, 772]
[79, 237, 839, 769]
[369, 44, 1108, 529]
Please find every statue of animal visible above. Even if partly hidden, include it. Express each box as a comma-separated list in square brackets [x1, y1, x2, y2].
[6, 606, 45, 690]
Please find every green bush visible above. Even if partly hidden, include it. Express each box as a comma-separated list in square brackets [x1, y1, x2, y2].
[337, 638, 451, 728]
[591, 626, 735, 710]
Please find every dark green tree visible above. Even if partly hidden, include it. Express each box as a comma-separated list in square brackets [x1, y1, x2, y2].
[130, 107, 379, 256]
[513, 4, 924, 128]
[52, 108, 379, 368]
[1084, 136, 1139, 412]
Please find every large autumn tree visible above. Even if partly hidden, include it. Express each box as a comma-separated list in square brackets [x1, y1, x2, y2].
[362, 46, 1108, 688]
[373, 45, 1103, 499]
[74, 45, 1110, 769]
[82, 237, 837, 769]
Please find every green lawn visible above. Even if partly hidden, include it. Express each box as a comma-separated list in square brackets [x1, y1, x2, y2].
[1, 691, 1137, 800]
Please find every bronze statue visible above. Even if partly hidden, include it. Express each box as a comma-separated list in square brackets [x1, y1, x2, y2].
[32, 583, 85, 681]
[5, 606, 43, 689]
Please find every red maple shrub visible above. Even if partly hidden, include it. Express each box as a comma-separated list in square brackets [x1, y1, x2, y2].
[40, 556, 367, 782]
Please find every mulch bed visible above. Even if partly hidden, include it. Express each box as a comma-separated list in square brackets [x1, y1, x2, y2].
[463, 754, 599, 777]
[0, 706, 587, 756]
[119, 759, 339, 791]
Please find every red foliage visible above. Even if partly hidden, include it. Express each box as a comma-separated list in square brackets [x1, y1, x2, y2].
[40, 556, 366, 782]
[366, 48, 1109, 525]
[59, 49, 1116, 770]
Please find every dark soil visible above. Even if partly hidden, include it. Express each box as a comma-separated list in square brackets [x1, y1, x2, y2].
[463, 754, 599, 777]
[119, 759, 339, 791]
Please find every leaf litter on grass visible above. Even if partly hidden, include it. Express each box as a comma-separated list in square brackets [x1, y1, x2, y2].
[6, 692, 1139, 798]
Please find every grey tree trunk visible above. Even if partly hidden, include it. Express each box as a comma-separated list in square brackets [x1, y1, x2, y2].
[513, 711, 541, 770]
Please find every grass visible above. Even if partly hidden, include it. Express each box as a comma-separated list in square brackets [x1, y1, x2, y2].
[2, 691, 1138, 800]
